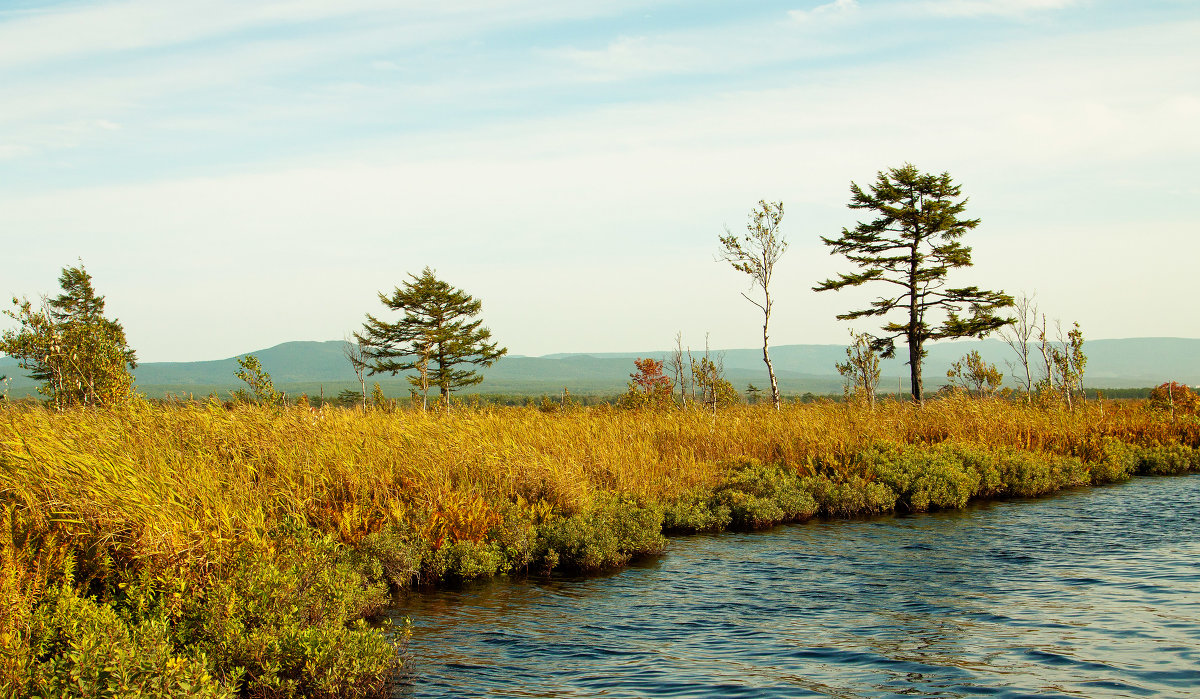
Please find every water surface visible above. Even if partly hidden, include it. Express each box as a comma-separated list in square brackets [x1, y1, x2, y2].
[392, 475, 1200, 697]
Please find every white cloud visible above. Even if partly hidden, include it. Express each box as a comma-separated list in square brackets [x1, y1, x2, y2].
[789, 0, 860, 23]
[0, 0, 660, 70]
[547, 35, 711, 80]
[912, 0, 1078, 17]
[0, 144, 31, 160]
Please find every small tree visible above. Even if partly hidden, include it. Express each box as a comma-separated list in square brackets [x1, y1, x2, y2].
[355, 267, 507, 408]
[1, 263, 137, 409]
[233, 354, 286, 406]
[745, 383, 763, 404]
[1149, 382, 1199, 418]
[718, 200, 787, 410]
[1050, 322, 1087, 409]
[334, 388, 362, 406]
[691, 352, 738, 413]
[814, 164, 1013, 403]
[618, 358, 675, 409]
[998, 292, 1039, 402]
[668, 332, 691, 408]
[342, 334, 368, 409]
[946, 349, 1003, 397]
[836, 330, 881, 408]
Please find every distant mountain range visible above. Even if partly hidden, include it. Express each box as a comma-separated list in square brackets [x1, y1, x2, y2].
[2, 338, 1197, 399]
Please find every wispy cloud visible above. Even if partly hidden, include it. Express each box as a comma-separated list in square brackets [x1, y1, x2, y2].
[789, 0, 861, 23]
[790, 0, 1076, 24]
[548, 35, 708, 80]
[0, 0, 659, 70]
[912, 0, 1078, 18]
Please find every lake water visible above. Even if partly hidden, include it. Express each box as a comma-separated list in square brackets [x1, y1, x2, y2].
[391, 475, 1200, 697]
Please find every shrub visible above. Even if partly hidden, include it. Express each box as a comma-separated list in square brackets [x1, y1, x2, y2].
[962, 446, 1087, 498]
[355, 526, 422, 590]
[865, 444, 979, 512]
[801, 475, 897, 517]
[18, 581, 233, 698]
[1133, 444, 1199, 476]
[423, 540, 508, 581]
[1089, 439, 1139, 484]
[535, 497, 666, 572]
[173, 523, 398, 698]
[661, 494, 732, 533]
[711, 459, 817, 528]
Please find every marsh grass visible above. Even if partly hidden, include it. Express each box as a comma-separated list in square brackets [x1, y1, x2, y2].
[1, 396, 1197, 696]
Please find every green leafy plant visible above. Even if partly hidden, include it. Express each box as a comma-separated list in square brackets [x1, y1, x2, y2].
[233, 354, 286, 407]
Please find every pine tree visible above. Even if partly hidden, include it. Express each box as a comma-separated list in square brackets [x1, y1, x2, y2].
[354, 267, 506, 406]
[814, 164, 1013, 403]
[1, 263, 137, 408]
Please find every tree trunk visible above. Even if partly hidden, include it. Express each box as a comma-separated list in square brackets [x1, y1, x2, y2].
[762, 293, 780, 410]
[1023, 354, 1032, 404]
[908, 244, 923, 404]
[909, 340, 923, 404]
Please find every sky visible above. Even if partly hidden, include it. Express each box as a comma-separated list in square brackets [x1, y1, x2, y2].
[2, 0, 1197, 362]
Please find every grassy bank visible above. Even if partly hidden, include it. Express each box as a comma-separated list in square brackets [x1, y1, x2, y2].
[2, 398, 1197, 696]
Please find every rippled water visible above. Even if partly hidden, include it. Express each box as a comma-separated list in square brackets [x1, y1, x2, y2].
[391, 475, 1200, 697]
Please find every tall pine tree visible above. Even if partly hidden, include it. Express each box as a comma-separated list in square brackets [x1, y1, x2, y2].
[814, 164, 1012, 403]
[355, 267, 506, 407]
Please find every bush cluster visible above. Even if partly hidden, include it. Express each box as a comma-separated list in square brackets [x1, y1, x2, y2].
[3, 518, 397, 698]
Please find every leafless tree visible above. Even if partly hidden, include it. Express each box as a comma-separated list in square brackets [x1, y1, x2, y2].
[669, 331, 691, 408]
[998, 292, 1038, 402]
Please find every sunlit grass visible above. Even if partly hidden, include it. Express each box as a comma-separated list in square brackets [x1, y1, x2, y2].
[1, 396, 1196, 696]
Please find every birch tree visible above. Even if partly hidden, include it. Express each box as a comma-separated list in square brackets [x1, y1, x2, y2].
[718, 200, 787, 410]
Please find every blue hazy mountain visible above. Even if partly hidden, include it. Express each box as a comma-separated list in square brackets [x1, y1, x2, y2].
[2, 338, 1197, 398]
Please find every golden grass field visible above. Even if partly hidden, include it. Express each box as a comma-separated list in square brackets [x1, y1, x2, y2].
[1, 397, 1197, 697]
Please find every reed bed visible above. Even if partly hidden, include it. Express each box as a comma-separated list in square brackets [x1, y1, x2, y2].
[1, 396, 1197, 697]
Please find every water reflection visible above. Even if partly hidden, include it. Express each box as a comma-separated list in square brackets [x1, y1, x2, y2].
[392, 476, 1200, 698]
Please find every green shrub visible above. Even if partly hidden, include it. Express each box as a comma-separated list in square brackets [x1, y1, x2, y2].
[535, 497, 666, 572]
[485, 502, 540, 575]
[22, 582, 233, 698]
[1133, 444, 1199, 475]
[711, 459, 817, 528]
[661, 494, 732, 533]
[175, 523, 397, 698]
[961, 446, 1087, 498]
[423, 540, 508, 581]
[1089, 439, 1139, 484]
[865, 444, 980, 512]
[355, 526, 422, 590]
[801, 475, 897, 517]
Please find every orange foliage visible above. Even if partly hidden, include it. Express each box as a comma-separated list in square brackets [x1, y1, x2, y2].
[1149, 382, 1200, 415]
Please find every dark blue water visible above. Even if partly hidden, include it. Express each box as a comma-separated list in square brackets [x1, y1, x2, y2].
[391, 475, 1200, 697]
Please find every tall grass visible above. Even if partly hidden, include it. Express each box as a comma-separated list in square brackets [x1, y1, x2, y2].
[1, 396, 1197, 696]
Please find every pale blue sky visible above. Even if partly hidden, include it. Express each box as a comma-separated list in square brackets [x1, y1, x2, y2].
[2, 0, 1197, 361]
